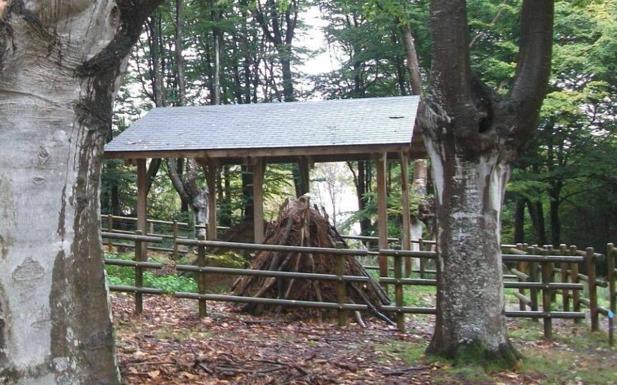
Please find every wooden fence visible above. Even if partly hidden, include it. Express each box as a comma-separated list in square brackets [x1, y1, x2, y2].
[101, 228, 616, 345]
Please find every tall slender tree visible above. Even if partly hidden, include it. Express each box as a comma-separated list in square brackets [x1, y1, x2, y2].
[417, 0, 554, 364]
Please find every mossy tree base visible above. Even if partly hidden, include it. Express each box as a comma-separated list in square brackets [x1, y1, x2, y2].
[427, 339, 523, 370]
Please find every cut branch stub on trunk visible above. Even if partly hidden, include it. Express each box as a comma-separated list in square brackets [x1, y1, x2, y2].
[232, 197, 391, 323]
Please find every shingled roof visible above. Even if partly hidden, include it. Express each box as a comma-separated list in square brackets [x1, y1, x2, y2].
[105, 96, 423, 162]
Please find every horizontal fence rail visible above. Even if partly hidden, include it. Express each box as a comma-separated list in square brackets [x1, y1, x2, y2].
[101, 229, 616, 345]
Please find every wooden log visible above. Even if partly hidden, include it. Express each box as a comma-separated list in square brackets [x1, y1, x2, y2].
[107, 214, 114, 252]
[570, 245, 581, 323]
[559, 244, 570, 312]
[134, 230, 144, 314]
[542, 247, 553, 339]
[529, 246, 540, 315]
[198, 234, 207, 317]
[394, 252, 405, 331]
[336, 254, 348, 327]
[586, 247, 599, 332]
[517, 243, 526, 311]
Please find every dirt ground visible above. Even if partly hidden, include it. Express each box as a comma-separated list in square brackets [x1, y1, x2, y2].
[112, 294, 617, 385]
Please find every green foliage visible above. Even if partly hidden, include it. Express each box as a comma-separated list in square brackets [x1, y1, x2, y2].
[105, 253, 198, 293]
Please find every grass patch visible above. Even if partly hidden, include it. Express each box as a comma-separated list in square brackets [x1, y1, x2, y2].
[375, 340, 427, 365]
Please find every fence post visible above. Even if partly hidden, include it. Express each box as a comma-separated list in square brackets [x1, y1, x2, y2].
[541, 246, 553, 339]
[107, 214, 113, 252]
[570, 245, 581, 323]
[516, 243, 526, 311]
[173, 220, 179, 260]
[560, 244, 570, 312]
[607, 243, 615, 346]
[134, 230, 144, 314]
[419, 238, 425, 279]
[394, 252, 405, 332]
[197, 235, 207, 317]
[529, 246, 540, 315]
[586, 247, 599, 332]
[335, 254, 348, 327]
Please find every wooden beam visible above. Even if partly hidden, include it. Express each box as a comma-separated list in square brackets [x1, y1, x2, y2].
[252, 159, 265, 244]
[103, 143, 413, 160]
[400, 152, 412, 276]
[376, 153, 388, 279]
[205, 160, 218, 241]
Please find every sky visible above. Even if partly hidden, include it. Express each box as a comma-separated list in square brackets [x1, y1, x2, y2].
[297, 6, 341, 77]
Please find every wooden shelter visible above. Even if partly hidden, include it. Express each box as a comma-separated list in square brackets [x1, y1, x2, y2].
[104, 95, 425, 276]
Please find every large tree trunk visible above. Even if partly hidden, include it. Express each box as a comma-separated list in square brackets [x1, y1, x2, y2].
[418, 0, 553, 367]
[426, 146, 518, 362]
[0, 1, 160, 383]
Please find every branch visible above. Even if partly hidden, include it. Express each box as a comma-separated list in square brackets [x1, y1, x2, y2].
[508, 0, 554, 143]
[428, 0, 477, 137]
[166, 158, 190, 203]
[77, 0, 164, 77]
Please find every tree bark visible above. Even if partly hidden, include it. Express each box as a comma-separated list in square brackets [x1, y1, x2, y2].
[426, 148, 518, 362]
[0, 1, 161, 383]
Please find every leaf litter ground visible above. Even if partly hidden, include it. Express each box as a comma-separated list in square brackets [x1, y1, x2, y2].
[112, 294, 617, 385]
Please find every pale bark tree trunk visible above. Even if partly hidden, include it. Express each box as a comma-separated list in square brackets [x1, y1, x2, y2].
[167, 159, 209, 239]
[410, 160, 428, 257]
[0, 1, 161, 384]
[418, 0, 554, 365]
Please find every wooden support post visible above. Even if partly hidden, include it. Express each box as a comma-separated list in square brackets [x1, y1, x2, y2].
[542, 246, 553, 339]
[400, 152, 412, 277]
[134, 230, 144, 314]
[252, 159, 265, 244]
[198, 234, 207, 317]
[137, 159, 147, 238]
[529, 246, 540, 314]
[335, 254, 348, 327]
[172, 220, 179, 260]
[149, 221, 154, 236]
[559, 244, 570, 312]
[586, 247, 599, 332]
[135, 159, 148, 314]
[570, 245, 581, 323]
[376, 153, 389, 289]
[607, 243, 615, 346]
[107, 213, 113, 252]
[206, 161, 218, 241]
[394, 252, 405, 331]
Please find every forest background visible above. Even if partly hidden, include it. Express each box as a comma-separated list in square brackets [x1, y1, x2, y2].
[102, 0, 617, 253]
